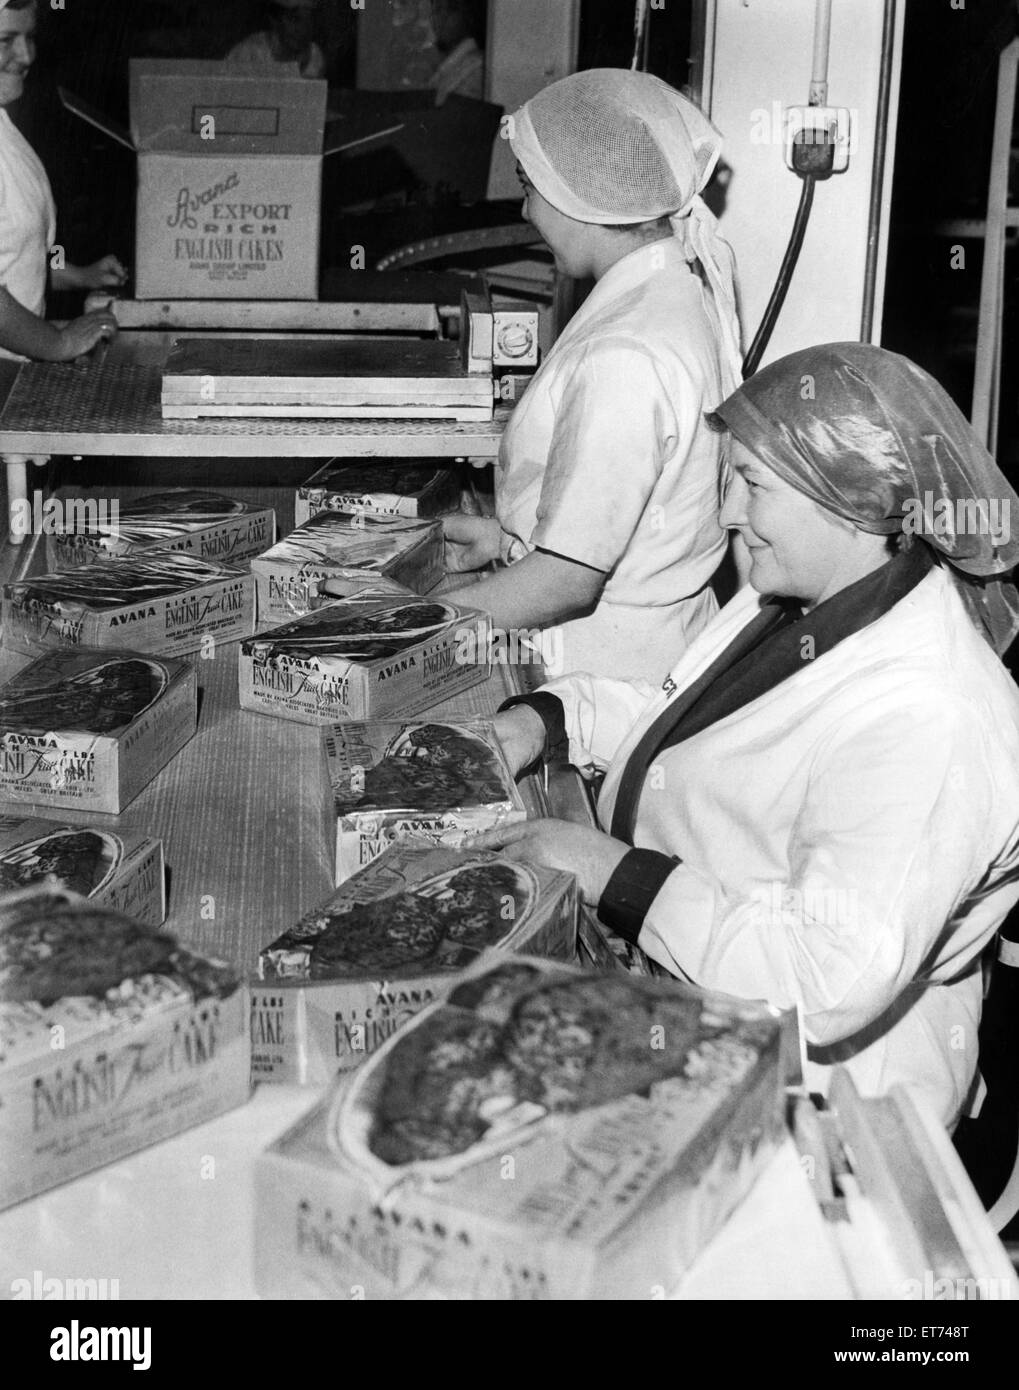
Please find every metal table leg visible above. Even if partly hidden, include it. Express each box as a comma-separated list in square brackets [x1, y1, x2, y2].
[4, 453, 49, 545]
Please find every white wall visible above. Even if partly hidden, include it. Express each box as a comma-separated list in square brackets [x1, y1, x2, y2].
[704, 0, 904, 361]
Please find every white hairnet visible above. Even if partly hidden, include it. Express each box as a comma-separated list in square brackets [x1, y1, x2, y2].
[510, 69, 742, 389]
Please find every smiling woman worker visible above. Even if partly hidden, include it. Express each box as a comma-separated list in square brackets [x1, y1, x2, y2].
[478, 344, 1019, 1126]
[0, 0, 123, 361]
[443, 69, 742, 681]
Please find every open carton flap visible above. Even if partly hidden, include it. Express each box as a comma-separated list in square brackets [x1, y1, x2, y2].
[323, 120, 405, 158]
[58, 86, 135, 153]
[128, 58, 327, 155]
[60, 81, 394, 160]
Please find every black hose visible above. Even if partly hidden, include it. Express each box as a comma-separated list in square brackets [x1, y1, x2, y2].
[861, 0, 898, 341]
[742, 174, 817, 378]
[631, 0, 650, 71]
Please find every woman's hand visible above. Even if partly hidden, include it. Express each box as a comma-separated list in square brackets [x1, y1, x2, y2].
[443, 513, 503, 572]
[52, 311, 118, 361]
[52, 257, 128, 293]
[73, 256, 129, 291]
[470, 818, 629, 907]
[492, 706, 547, 777]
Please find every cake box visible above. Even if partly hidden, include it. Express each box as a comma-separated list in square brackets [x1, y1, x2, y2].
[2, 552, 255, 658]
[45, 490, 276, 571]
[294, 460, 459, 525]
[238, 595, 489, 727]
[0, 815, 165, 927]
[323, 718, 524, 882]
[0, 648, 197, 815]
[250, 844, 577, 1084]
[250, 511, 443, 628]
[0, 887, 250, 1212]
[255, 956, 791, 1298]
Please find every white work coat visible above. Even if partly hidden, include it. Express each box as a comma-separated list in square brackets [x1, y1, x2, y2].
[543, 565, 1019, 1126]
[0, 108, 56, 358]
[496, 237, 731, 682]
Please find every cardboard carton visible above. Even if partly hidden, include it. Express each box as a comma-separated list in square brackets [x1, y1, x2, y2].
[250, 511, 443, 628]
[238, 597, 489, 727]
[0, 648, 197, 815]
[323, 718, 523, 882]
[294, 460, 460, 525]
[254, 956, 790, 1298]
[251, 846, 577, 1084]
[45, 490, 276, 571]
[0, 889, 249, 1211]
[63, 61, 336, 299]
[0, 816, 165, 927]
[3, 553, 255, 658]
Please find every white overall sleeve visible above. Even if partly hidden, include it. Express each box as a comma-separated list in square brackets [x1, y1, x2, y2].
[540, 671, 660, 774]
[638, 693, 1001, 1049]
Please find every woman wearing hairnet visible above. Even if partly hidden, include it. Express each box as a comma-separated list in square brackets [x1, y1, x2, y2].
[0, 0, 123, 360]
[473, 344, 1019, 1127]
[442, 69, 742, 681]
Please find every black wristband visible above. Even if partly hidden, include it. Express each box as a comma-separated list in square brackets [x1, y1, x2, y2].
[597, 848, 679, 945]
[497, 693, 568, 776]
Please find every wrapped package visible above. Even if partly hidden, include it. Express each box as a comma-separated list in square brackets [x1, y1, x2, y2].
[255, 956, 790, 1298]
[45, 489, 276, 571]
[251, 844, 577, 1084]
[239, 597, 489, 727]
[0, 648, 197, 814]
[323, 718, 523, 881]
[0, 888, 249, 1211]
[295, 460, 460, 525]
[2, 552, 255, 657]
[250, 511, 443, 628]
[0, 815, 165, 926]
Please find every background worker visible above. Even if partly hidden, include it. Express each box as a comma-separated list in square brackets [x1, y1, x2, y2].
[0, 0, 122, 361]
[226, 0, 326, 80]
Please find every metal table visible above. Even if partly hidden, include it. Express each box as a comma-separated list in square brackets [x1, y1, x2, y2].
[0, 333, 508, 547]
[0, 342, 509, 459]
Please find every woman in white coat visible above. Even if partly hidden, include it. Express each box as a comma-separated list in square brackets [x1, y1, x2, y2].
[0, 0, 123, 361]
[477, 344, 1019, 1129]
[442, 69, 743, 681]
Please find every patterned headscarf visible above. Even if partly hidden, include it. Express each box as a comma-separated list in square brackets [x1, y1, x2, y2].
[716, 342, 1019, 653]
